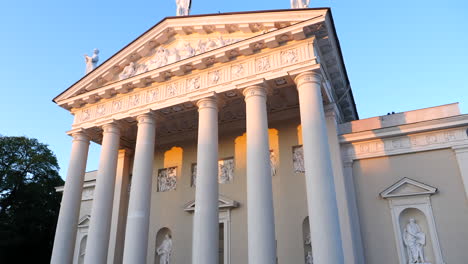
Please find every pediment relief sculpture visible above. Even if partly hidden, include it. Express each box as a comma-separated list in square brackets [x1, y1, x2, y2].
[117, 37, 244, 82]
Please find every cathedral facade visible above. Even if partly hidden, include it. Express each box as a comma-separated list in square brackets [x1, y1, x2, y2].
[51, 8, 468, 264]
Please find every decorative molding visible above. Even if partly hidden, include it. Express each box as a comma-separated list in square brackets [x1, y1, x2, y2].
[342, 127, 468, 161]
[292, 145, 305, 173]
[77, 215, 91, 228]
[72, 41, 315, 128]
[183, 195, 239, 212]
[157, 166, 177, 192]
[82, 187, 94, 201]
[380, 177, 437, 199]
[384, 191, 445, 264]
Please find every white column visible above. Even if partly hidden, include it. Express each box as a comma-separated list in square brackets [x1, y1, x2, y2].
[243, 85, 277, 264]
[192, 97, 219, 264]
[123, 113, 156, 264]
[294, 71, 344, 264]
[84, 123, 121, 264]
[453, 144, 468, 201]
[51, 131, 90, 264]
[108, 149, 132, 264]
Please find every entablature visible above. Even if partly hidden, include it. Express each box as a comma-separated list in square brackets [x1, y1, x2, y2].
[54, 9, 359, 128]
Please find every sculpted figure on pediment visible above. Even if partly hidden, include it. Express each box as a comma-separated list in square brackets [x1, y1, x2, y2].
[119, 62, 136, 80]
[291, 0, 310, 9]
[180, 42, 195, 60]
[176, 0, 191, 16]
[167, 48, 180, 64]
[148, 46, 169, 71]
[84, 48, 99, 74]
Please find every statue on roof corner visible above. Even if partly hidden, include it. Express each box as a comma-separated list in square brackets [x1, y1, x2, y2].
[291, 0, 310, 9]
[176, 0, 191, 16]
[84, 48, 99, 74]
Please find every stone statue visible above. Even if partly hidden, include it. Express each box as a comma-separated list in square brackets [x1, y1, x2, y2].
[157, 234, 173, 264]
[403, 218, 426, 263]
[293, 146, 305, 173]
[84, 48, 99, 74]
[119, 62, 136, 80]
[176, 0, 191, 16]
[180, 42, 195, 59]
[291, 0, 310, 9]
[305, 251, 313, 264]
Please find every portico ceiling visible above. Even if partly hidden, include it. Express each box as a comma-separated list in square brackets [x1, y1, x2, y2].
[54, 8, 358, 135]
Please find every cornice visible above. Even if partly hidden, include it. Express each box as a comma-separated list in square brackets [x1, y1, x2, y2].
[70, 40, 318, 129]
[54, 11, 327, 106]
[340, 115, 468, 161]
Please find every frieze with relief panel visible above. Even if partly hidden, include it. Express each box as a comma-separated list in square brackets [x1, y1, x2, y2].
[73, 41, 316, 127]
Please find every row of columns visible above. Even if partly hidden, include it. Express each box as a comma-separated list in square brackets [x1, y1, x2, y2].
[50, 70, 344, 264]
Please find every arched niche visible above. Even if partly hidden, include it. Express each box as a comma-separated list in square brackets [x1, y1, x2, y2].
[78, 235, 87, 264]
[302, 217, 312, 264]
[399, 208, 436, 263]
[381, 177, 445, 264]
[155, 227, 172, 264]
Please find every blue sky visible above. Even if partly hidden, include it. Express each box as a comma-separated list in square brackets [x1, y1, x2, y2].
[0, 0, 467, 178]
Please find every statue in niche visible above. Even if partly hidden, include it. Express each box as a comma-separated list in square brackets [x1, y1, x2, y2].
[84, 48, 99, 74]
[403, 218, 426, 263]
[119, 62, 136, 80]
[305, 251, 313, 264]
[293, 146, 305, 173]
[290, 0, 310, 9]
[270, 150, 277, 176]
[304, 232, 313, 263]
[176, 0, 191, 16]
[157, 234, 173, 264]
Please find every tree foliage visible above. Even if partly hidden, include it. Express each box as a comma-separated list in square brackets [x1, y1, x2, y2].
[0, 136, 64, 263]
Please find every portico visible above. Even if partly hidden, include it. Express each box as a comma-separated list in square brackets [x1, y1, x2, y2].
[51, 9, 359, 264]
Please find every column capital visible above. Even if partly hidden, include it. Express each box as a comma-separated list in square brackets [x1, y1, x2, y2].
[294, 71, 322, 87]
[242, 84, 267, 100]
[196, 96, 218, 111]
[102, 122, 121, 135]
[71, 131, 91, 143]
[136, 113, 156, 126]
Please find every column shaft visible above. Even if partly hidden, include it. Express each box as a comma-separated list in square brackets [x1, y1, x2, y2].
[192, 97, 219, 264]
[50, 132, 90, 264]
[84, 123, 121, 264]
[123, 114, 156, 264]
[243, 85, 277, 264]
[295, 71, 344, 264]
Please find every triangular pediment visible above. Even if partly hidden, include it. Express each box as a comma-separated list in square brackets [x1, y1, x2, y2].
[78, 215, 91, 227]
[380, 177, 437, 198]
[54, 9, 331, 106]
[184, 195, 239, 212]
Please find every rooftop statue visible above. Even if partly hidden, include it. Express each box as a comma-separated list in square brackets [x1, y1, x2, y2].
[84, 48, 99, 74]
[291, 0, 310, 9]
[176, 0, 191, 16]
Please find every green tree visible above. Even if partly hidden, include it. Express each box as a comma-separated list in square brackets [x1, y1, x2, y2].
[0, 136, 64, 263]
